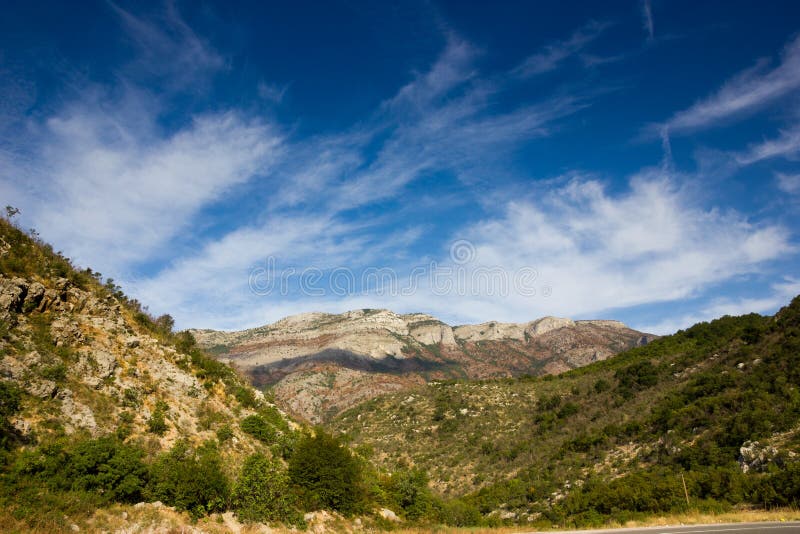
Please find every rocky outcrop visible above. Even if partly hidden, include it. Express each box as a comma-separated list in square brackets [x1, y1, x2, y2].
[194, 309, 656, 422]
[0, 273, 271, 451]
[739, 440, 780, 473]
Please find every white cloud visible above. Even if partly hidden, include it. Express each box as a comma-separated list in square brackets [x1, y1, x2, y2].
[513, 21, 609, 78]
[641, 0, 654, 41]
[736, 125, 800, 164]
[110, 0, 226, 89]
[639, 278, 800, 334]
[777, 172, 800, 194]
[650, 35, 800, 136]
[1, 99, 282, 272]
[432, 173, 793, 326]
[257, 81, 289, 103]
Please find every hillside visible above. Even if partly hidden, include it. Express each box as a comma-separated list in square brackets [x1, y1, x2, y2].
[0, 218, 308, 531]
[0, 217, 281, 456]
[332, 295, 800, 526]
[193, 310, 654, 423]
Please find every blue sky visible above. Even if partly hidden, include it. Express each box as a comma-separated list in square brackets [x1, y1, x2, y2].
[2, 0, 800, 334]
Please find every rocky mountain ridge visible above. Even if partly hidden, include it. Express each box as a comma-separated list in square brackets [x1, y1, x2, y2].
[192, 308, 655, 423]
[0, 273, 274, 454]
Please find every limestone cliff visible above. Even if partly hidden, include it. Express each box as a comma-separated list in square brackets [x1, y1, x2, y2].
[193, 309, 656, 423]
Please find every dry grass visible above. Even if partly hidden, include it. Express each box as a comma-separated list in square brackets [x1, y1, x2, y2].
[387, 509, 800, 534]
[1, 507, 798, 533]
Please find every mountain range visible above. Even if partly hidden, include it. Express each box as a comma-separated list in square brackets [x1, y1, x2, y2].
[192, 310, 655, 422]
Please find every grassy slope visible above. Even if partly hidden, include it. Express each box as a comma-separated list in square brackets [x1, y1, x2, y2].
[0, 217, 300, 530]
[333, 296, 800, 525]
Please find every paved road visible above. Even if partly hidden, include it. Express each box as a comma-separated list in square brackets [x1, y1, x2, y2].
[517, 522, 800, 534]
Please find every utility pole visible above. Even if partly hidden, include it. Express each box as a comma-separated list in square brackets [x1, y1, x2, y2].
[681, 473, 690, 507]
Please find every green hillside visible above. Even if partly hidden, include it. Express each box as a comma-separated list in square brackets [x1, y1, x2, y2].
[333, 296, 800, 527]
[3, 212, 799, 531]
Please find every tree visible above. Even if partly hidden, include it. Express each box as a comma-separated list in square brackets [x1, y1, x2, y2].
[147, 440, 229, 517]
[60, 437, 148, 503]
[384, 468, 435, 520]
[154, 314, 175, 334]
[4, 206, 19, 220]
[232, 453, 299, 524]
[147, 401, 169, 435]
[0, 381, 21, 451]
[288, 429, 365, 515]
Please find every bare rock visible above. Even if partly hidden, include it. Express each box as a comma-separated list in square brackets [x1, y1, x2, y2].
[0, 277, 27, 313]
[11, 418, 31, 436]
[740, 440, 779, 473]
[526, 316, 576, 337]
[59, 389, 97, 434]
[22, 350, 42, 367]
[379, 508, 400, 522]
[50, 317, 83, 347]
[55, 277, 71, 294]
[125, 336, 140, 348]
[24, 281, 45, 310]
[26, 379, 58, 399]
[38, 288, 60, 312]
[0, 355, 25, 379]
[94, 350, 118, 378]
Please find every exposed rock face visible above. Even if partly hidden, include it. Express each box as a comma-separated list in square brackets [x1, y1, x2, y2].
[739, 440, 780, 473]
[193, 309, 656, 423]
[0, 273, 269, 451]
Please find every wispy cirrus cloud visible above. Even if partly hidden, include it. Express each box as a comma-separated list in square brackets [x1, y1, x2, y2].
[512, 21, 610, 78]
[439, 172, 793, 328]
[736, 125, 800, 164]
[777, 172, 800, 195]
[128, 30, 595, 328]
[647, 34, 800, 137]
[641, 0, 654, 42]
[109, 0, 226, 89]
[6, 99, 281, 271]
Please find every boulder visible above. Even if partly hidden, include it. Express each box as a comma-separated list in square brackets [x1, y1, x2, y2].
[50, 317, 83, 347]
[740, 440, 779, 473]
[26, 379, 58, 399]
[379, 508, 400, 522]
[94, 350, 118, 378]
[0, 277, 27, 313]
[24, 281, 45, 310]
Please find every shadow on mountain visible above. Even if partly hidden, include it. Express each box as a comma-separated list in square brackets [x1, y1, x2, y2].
[248, 348, 457, 387]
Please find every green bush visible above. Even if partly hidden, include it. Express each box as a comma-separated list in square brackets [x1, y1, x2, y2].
[216, 424, 234, 443]
[438, 498, 482, 526]
[240, 414, 276, 443]
[288, 429, 366, 515]
[147, 402, 169, 435]
[382, 467, 435, 520]
[0, 381, 21, 451]
[14, 436, 148, 503]
[232, 453, 300, 524]
[146, 440, 229, 517]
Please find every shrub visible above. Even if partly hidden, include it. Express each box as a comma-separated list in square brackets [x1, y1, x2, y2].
[382, 468, 435, 520]
[438, 498, 482, 526]
[216, 424, 234, 443]
[232, 453, 299, 524]
[288, 429, 366, 515]
[240, 414, 276, 443]
[0, 381, 22, 450]
[147, 401, 169, 435]
[146, 440, 229, 517]
[14, 436, 148, 503]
